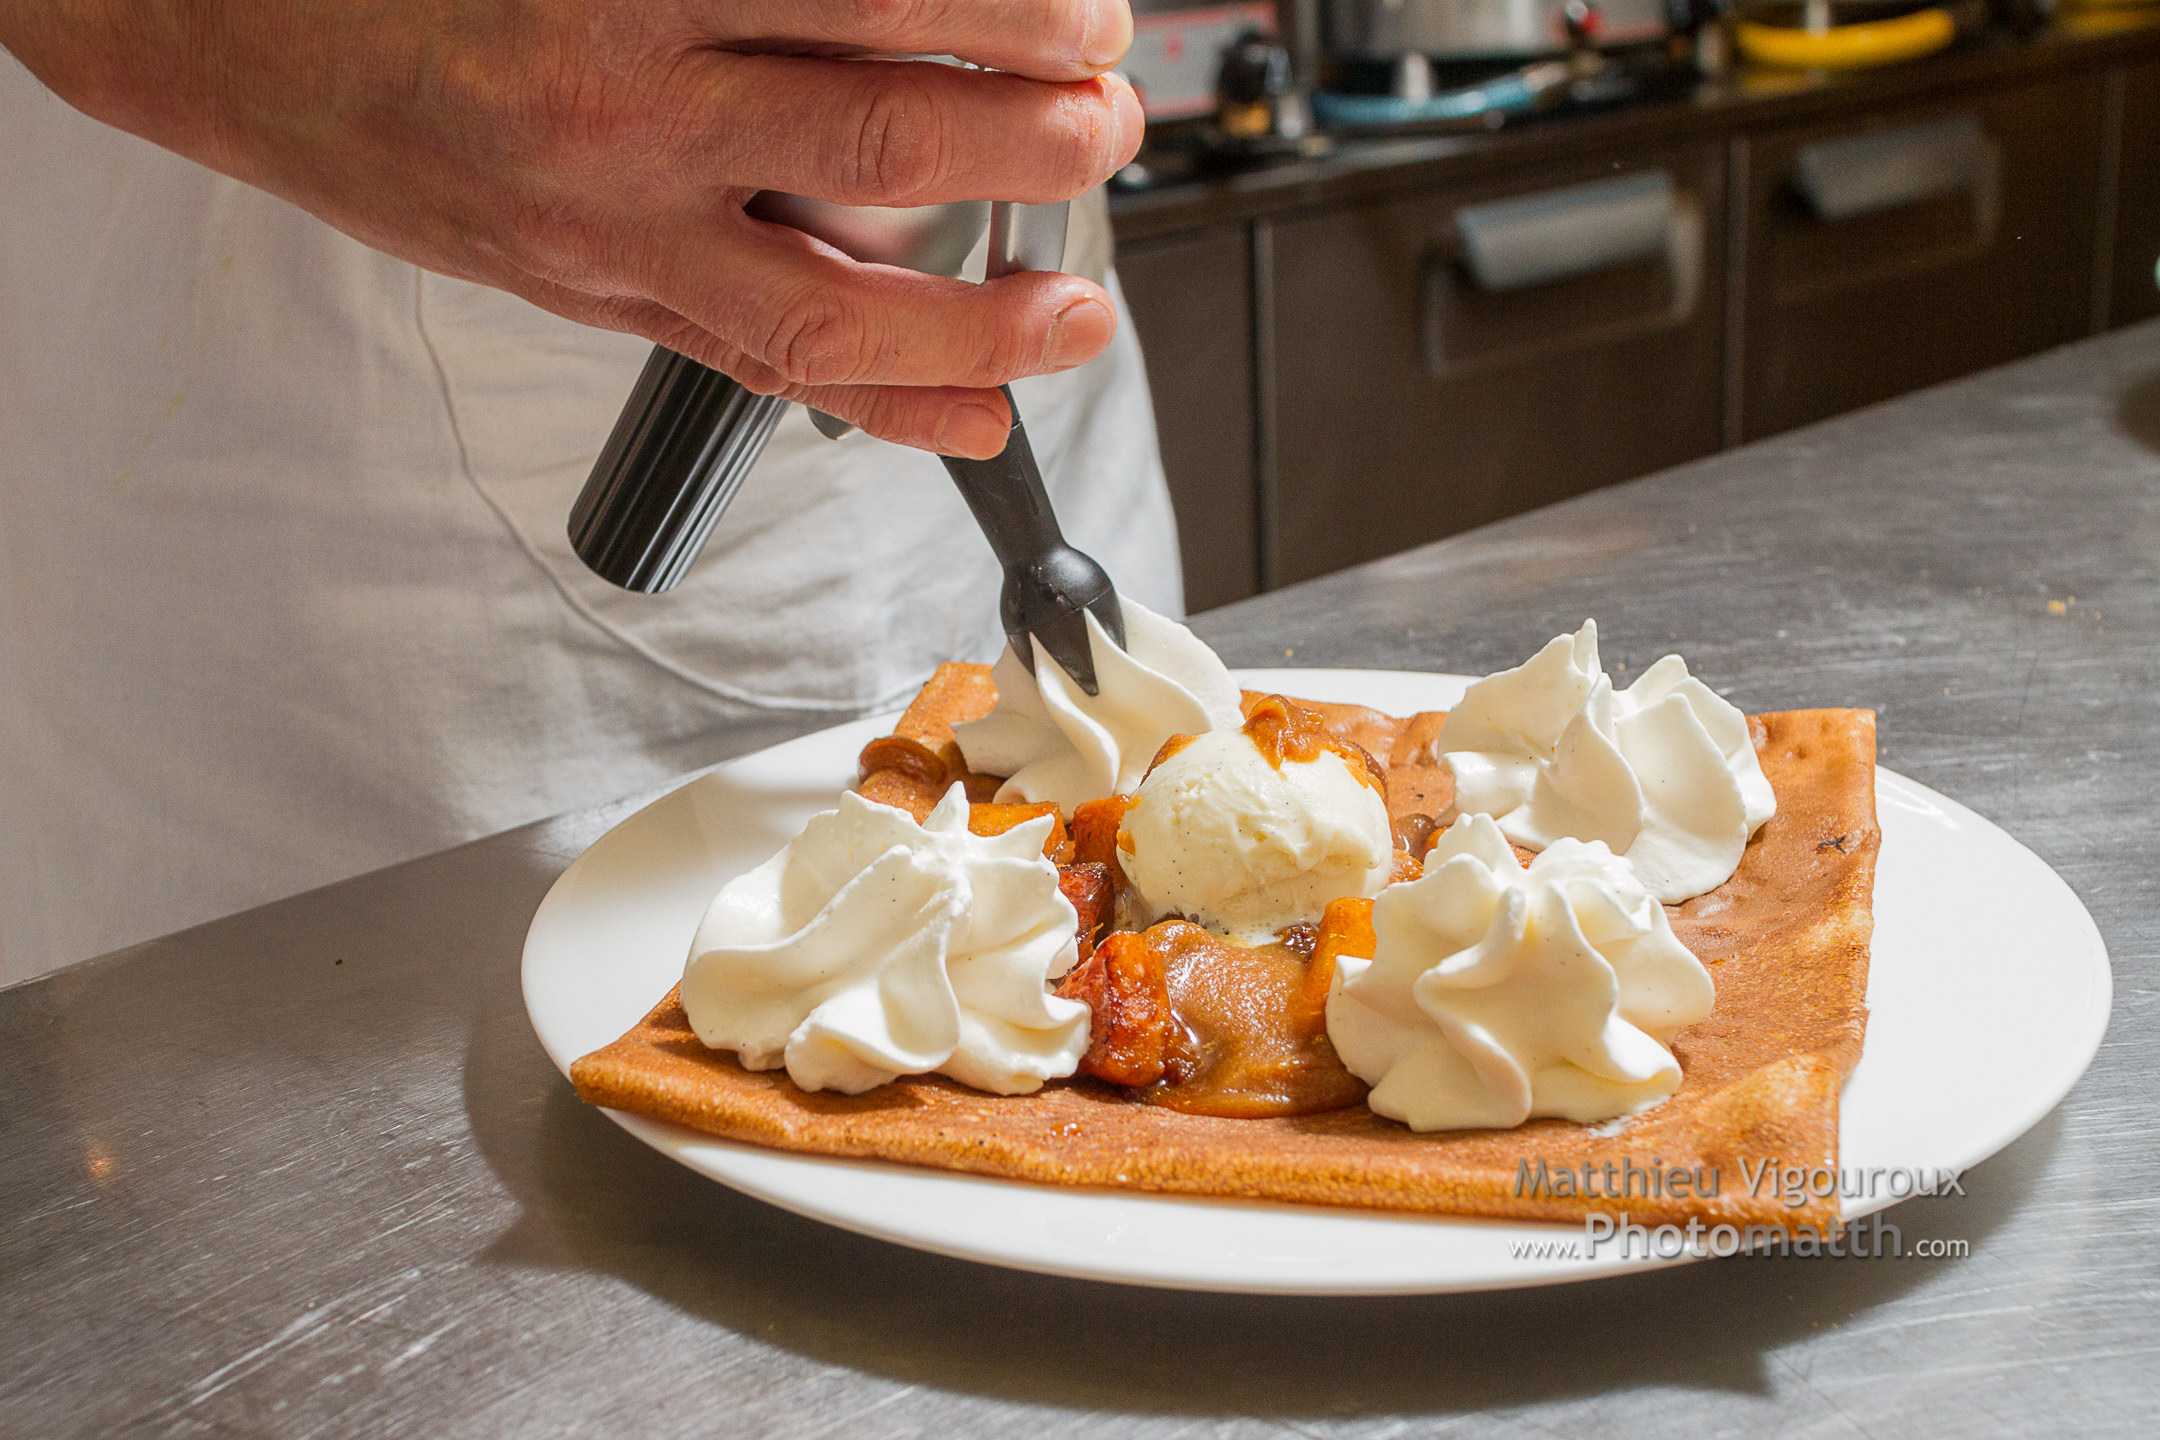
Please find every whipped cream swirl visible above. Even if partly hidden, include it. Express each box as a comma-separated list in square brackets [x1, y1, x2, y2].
[953, 600, 1245, 813]
[680, 785, 1089, 1095]
[1437, 620, 1775, 902]
[1326, 814, 1715, 1131]
[1121, 727, 1393, 943]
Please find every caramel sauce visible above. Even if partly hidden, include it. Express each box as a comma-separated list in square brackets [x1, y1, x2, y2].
[1145, 733, 1197, 775]
[1274, 921, 1319, 957]
[1393, 811, 1438, 858]
[1138, 922, 1366, 1118]
[1241, 695, 1387, 794]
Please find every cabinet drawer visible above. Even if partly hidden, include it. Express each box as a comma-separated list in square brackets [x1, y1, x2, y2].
[1268, 141, 1727, 588]
[1737, 74, 2107, 441]
[2113, 61, 2160, 329]
[1117, 227, 1259, 610]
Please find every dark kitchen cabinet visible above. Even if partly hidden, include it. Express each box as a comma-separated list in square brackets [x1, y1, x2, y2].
[1116, 227, 1260, 609]
[1266, 142, 1727, 587]
[1734, 74, 2108, 441]
[1113, 25, 2160, 601]
[2112, 61, 2160, 328]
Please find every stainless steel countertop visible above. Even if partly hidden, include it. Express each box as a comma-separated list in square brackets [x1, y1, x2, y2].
[7, 323, 2159, 1437]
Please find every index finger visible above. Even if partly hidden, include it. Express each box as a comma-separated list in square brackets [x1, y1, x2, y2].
[693, 0, 1134, 82]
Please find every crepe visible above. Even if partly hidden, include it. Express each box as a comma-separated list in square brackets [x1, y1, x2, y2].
[573, 668, 1876, 1232]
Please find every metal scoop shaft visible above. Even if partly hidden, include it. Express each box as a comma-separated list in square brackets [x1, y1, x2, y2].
[939, 201, 1125, 694]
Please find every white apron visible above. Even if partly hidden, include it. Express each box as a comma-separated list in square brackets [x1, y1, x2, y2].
[0, 55, 1182, 984]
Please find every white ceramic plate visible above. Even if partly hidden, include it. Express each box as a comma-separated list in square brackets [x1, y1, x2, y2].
[522, 669, 2112, 1294]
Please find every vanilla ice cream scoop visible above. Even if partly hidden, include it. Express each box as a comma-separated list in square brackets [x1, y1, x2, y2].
[1120, 704, 1393, 942]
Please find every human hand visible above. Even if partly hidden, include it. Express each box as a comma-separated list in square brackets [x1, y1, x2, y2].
[2, 0, 1143, 457]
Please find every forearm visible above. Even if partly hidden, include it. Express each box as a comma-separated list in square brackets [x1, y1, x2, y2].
[1, 0, 429, 215]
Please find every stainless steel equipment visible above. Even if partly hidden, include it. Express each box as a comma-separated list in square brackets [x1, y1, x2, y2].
[1326, 0, 1671, 59]
[565, 196, 989, 594]
[935, 201, 1126, 693]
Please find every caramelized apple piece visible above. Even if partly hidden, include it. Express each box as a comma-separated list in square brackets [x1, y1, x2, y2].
[1241, 692, 1409, 771]
[1058, 863, 1114, 961]
[855, 664, 1007, 816]
[857, 734, 946, 788]
[1069, 794, 1134, 892]
[1055, 931, 1171, 1087]
[854, 736, 951, 820]
[853, 771, 935, 820]
[1308, 896, 1377, 1008]
[968, 802, 1073, 862]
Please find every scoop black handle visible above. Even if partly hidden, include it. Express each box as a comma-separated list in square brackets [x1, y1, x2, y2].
[941, 386, 1125, 694]
[566, 347, 787, 593]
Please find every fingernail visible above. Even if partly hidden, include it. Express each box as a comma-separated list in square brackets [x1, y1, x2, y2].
[938, 401, 1011, 458]
[1082, 0, 1134, 70]
[1043, 298, 1114, 371]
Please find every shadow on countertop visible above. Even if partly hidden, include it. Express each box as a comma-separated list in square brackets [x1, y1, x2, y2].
[462, 1007, 2049, 1423]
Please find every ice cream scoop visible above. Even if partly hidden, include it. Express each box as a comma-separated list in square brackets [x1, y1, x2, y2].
[566, 194, 1125, 696]
[566, 194, 990, 594]
[938, 201, 1126, 694]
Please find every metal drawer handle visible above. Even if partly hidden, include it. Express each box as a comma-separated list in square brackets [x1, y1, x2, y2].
[1454, 171, 1677, 292]
[1793, 114, 1991, 221]
[1421, 169, 1702, 379]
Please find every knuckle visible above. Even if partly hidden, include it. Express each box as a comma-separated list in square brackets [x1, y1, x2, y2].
[840, 76, 953, 203]
[854, 391, 940, 450]
[754, 283, 864, 386]
[971, 308, 1041, 385]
